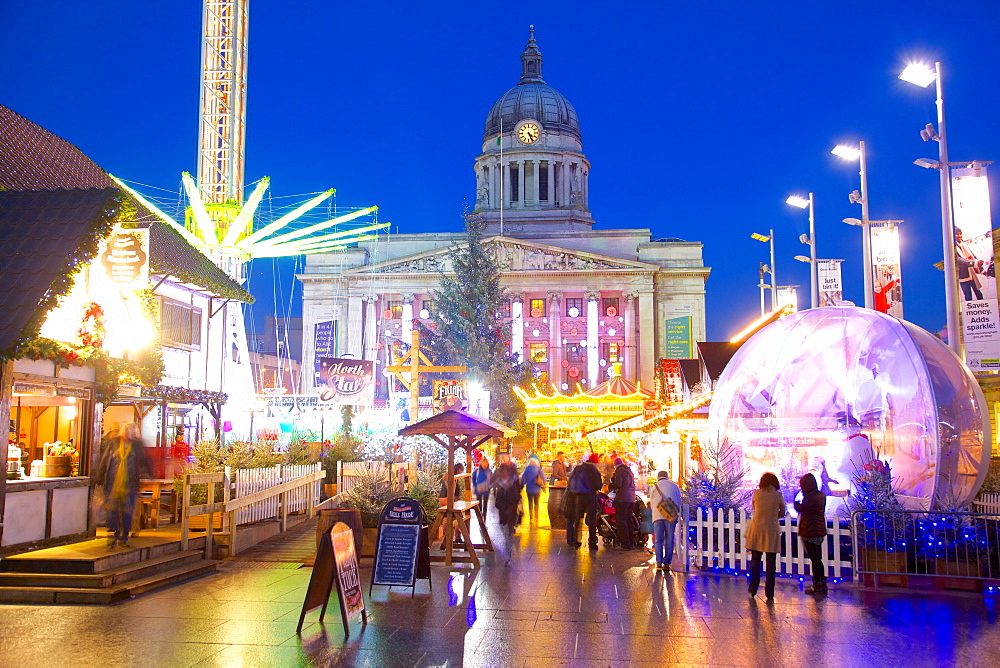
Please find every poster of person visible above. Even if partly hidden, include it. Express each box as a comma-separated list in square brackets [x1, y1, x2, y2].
[331, 523, 366, 623]
[951, 164, 1000, 369]
[433, 379, 467, 413]
[869, 222, 903, 318]
[318, 357, 375, 408]
[817, 260, 843, 306]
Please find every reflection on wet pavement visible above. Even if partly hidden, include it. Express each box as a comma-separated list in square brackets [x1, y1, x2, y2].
[0, 520, 997, 666]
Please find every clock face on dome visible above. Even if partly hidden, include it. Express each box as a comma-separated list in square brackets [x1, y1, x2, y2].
[517, 122, 540, 144]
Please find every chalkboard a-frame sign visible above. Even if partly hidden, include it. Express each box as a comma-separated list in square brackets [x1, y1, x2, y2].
[297, 521, 368, 635]
[370, 496, 431, 597]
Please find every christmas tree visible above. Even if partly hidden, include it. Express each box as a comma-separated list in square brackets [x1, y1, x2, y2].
[417, 212, 533, 426]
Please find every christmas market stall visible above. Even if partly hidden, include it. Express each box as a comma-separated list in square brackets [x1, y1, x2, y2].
[709, 306, 991, 511]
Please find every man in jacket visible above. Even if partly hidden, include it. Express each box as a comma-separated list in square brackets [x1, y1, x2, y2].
[566, 453, 604, 549]
[609, 457, 637, 550]
[649, 470, 682, 569]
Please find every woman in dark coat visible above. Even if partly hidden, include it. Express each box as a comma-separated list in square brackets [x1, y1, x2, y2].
[794, 473, 828, 595]
[95, 423, 151, 549]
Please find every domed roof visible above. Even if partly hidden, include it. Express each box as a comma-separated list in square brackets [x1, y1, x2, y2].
[483, 28, 580, 143]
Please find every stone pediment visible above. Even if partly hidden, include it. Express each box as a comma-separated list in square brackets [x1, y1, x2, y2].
[350, 236, 658, 275]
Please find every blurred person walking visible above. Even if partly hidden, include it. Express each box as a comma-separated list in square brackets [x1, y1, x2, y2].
[520, 455, 546, 524]
[744, 472, 786, 600]
[795, 473, 828, 595]
[95, 423, 151, 549]
[492, 460, 523, 565]
[565, 453, 603, 549]
[649, 470, 681, 569]
[550, 451, 569, 486]
[472, 457, 492, 509]
[609, 457, 636, 549]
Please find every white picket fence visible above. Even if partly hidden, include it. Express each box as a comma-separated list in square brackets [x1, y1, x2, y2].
[225, 463, 322, 525]
[337, 460, 390, 495]
[973, 493, 1000, 514]
[681, 506, 854, 579]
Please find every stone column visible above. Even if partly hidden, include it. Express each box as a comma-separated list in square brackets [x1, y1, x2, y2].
[546, 161, 555, 203]
[518, 160, 526, 208]
[510, 292, 525, 363]
[346, 295, 364, 357]
[548, 292, 562, 391]
[638, 290, 656, 389]
[624, 292, 638, 382]
[401, 293, 415, 341]
[363, 295, 378, 361]
[585, 290, 600, 389]
[503, 161, 511, 209]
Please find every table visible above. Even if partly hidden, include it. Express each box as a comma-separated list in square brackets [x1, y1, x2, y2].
[428, 499, 493, 567]
[138, 479, 178, 528]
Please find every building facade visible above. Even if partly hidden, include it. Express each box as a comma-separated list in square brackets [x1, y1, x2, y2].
[299, 31, 709, 401]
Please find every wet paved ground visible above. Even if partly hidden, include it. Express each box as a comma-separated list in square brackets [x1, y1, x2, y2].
[1, 518, 998, 667]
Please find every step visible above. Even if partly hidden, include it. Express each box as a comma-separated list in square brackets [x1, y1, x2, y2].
[0, 536, 205, 575]
[0, 550, 206, 588]
[0, 559, 219, 604]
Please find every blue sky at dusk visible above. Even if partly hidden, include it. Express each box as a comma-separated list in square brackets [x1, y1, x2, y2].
[2, 1, 999, 341]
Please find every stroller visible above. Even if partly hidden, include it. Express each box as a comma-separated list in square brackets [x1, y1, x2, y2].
[596, 491, 644, 548]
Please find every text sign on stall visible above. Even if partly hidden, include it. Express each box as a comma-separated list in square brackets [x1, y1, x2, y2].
[371, 497, 430, 597]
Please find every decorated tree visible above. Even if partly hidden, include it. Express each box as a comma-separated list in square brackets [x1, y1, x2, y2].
[417, 212, 533, 426]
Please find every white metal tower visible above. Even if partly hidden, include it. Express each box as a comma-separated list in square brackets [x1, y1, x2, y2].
[197, 0, 248, 207]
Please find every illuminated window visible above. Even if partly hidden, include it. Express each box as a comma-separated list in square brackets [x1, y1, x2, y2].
[602, 297, 620, 317]
[602, 341, 621, 363]
[529, 342, 548, 362]
[161, 299, 202, 348]
[388, 301, 403, 319]
[421, 300, 435, 318]
[565, 298, 583, 317]
[529, 298, 546, 317]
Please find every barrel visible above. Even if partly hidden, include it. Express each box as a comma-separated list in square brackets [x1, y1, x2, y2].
[547, 486, 567, 530]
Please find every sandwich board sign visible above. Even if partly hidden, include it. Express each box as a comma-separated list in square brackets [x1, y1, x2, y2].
[297, 521, 367, 635]
[371, 497, 431, 597]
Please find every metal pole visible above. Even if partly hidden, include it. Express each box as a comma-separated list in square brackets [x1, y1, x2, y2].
[769, 229, 777, 311]
[859, 141, 874, 309]
[809, 193, 818, 309]
[936, 62, 962, 356]
[758, 263, 766, 317]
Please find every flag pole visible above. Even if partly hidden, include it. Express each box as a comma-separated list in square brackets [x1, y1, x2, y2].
[499, 120, 503, 236]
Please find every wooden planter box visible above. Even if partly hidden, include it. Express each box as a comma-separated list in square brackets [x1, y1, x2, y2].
[187, 514, 224, 530]
[862, 549, 908, 587]
[934, 559, 982, 591]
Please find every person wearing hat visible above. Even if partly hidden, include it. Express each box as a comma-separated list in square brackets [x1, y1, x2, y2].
[565, 453, 604, 549]
[609, 457, 637, 549]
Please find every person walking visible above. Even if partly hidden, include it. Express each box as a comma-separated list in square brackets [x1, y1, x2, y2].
[566, 453, 603, 549]
[492, 461, 523, 565]
[649, 470, 681, 570]
[472, 457, 492, 510]
[795, 473, 828, 595]
[744, 472, 786, 601]
[609, 457, 636, 550]
[95, 422, 151, 549]
[520, 455, 546, 524]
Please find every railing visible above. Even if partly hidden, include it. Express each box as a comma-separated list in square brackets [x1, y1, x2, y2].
[337, 460, 390, 495]
[973, 493, 1000, 514]
[180, 465, 325, 557]
[682, 506, 854, 580]
[851, 509, 1000, 586]
[226, 463, 322, 524]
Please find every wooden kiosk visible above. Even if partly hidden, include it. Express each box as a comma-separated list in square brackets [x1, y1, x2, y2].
[398, 410, 514, 567]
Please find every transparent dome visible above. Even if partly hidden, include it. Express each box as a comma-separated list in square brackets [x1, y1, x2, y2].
[709, 306, 990, 510]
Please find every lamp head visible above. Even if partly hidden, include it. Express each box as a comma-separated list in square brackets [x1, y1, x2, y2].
[751, 232, 772, 242]
[785, 195, 809, 209]
[842, 217, 863, 227]
[899, 62, 937, 88]
[848, 190, 863, 204]
[799, 233, 811, 245]
[914, 158, 941, 170]
[794, 255, 811, 263]
[831, 145, 862, 161]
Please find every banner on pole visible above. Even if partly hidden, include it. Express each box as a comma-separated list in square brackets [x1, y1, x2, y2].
[818, 261, 843, 306]
[775, 287, 798, 311]
[313, 321, 337, 385]
[870, 222, 903, 318]
[952, 164, 1000, 369]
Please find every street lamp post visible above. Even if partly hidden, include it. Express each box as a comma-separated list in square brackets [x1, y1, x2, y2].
[751, 230, 777, 311]
[900, 61, 961, 355]
[832, 142, 873, 309]
[786, 194, 816, 308]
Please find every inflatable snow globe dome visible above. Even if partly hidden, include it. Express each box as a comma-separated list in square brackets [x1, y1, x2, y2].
[709, 306, 990, 510]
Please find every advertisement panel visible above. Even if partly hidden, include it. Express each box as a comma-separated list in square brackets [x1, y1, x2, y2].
[313, 320, 336, 385]
[98, 228, 149, 288]
[870, 222, 903, 318]
[318, 358, 375, 407]
[818, 260, 843, 306]
[660, 359, 684, 404]
[952, 164, 1000, 369]
[664, 316, 693, 359]
[433, 379, 467, 413]
[775, 287, 798, 311]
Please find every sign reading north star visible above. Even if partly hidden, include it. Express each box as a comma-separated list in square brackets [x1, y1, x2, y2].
[318, 357, 374, 407]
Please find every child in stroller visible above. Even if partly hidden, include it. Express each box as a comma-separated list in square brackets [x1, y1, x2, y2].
[596, 491, 644, 548]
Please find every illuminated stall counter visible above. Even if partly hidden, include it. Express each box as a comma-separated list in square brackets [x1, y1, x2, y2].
[1, 477, 92, 550]
[710, 306, 990, 510]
